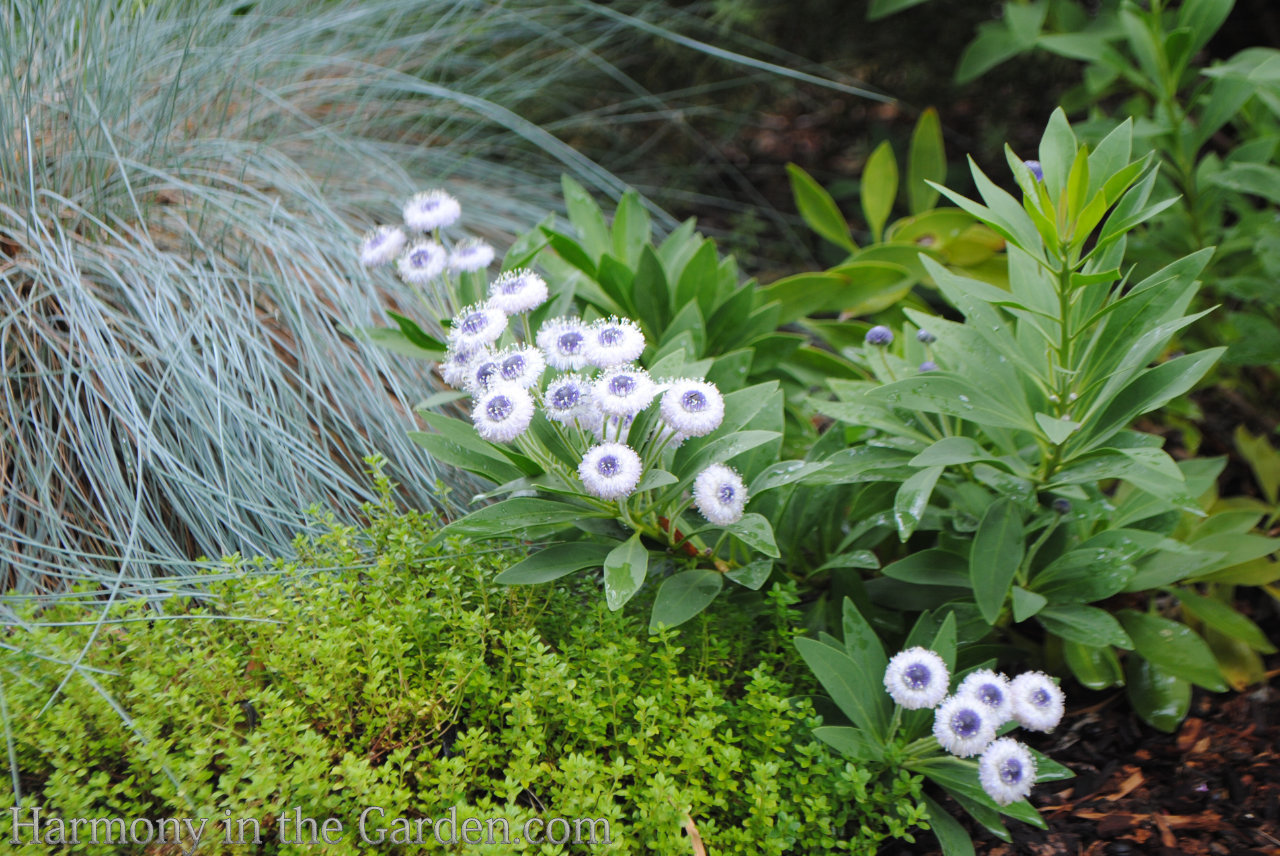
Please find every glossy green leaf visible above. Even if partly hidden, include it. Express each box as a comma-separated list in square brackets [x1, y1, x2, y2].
[1038, 605, 1132, 649]
[971, 499, 1024, 625]
[786, 163, 855, 251]
[907, 107, 946, 214]
[611, 189, 651, 267]
[649, 569, 723, 630]
[725, 513, 781, 558]
[603, 532, 649, 611]
[1118, 610, 1228, 691]
[1063, 640, 1124, 690]
[883, 548, 970, 587]
[434, 498, 606, 543]
[726, 559, 773, 590]
[813, 726, 883, 762]
[894, 465, 944, 541]
[910, 436, 998, 468]
[1126, 655, 1191, 733]
[795, 636, 891, 742]
[956, 21, 1024, 83]
[496, 542, 613, 585]
[867, 0, 930, 19]
[1177, 589, 1277, 654]
[350, 325, 446, 362]
[922, 794, 976, 856]
[1235, 426, 1280, 505]
[1011, 586, 1047, 622]
[861, 140, 899, 242]
[561, 175, 610, 262]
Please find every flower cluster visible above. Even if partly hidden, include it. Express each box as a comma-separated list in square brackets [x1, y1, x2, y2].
[358, 190, 749, 527]
[884, 649, 1065, 806]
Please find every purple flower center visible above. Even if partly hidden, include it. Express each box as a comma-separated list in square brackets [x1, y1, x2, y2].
[368, 232, 386, 248]
[557, 331, 583, 354]
[474, 361, 498, 387]
[999, 757, 1024, 785]
[501, 274, 527, 294]
[596, 455, 619, 476]
[418, 199, 441, 212]
[551, 385, 580, 410]
[598, 326, 622, 346]
[460, 312, 487, 335]
[951, 708, 982, 738]
[717, 483, 735, 504]
[904, 663, 931, 690]
[608, 375, 636, 397]
[486, 395, 513, 421]
[681, 390, 707, 412]
[977, 684, 1004, 707]
[501, 355, 526, 380]
[1032, 688, 1050, 708]
[410, 248, 433, 267]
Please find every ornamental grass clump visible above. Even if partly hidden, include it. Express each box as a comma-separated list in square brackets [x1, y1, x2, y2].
[358, 192, 798, 630]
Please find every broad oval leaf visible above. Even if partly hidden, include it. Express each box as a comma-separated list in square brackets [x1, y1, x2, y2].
[649, 569, 723, 630]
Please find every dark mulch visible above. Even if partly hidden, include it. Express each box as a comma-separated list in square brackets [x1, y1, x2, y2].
[892, 665, 1280, 856]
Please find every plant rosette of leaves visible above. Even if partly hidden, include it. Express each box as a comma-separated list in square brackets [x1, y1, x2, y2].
[804, 109, 1277, 732]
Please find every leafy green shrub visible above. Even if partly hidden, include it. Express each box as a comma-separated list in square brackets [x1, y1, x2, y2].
[1, 470, 927, 854]
[804, 111, 1278, 729]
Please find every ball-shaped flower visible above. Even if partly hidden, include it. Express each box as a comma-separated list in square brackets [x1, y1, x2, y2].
[933, 695, 997, 758]
[957, 669, 1013, 726]
[396, 241, 447, 285]
[472, 385, 534, 443]
[494, 347, 545, 389]
[489, 269, 548, 315]
[542, 374, 593, 424]
[659, 379, 724, 438]
[593, 367, 658, 417]
[585, 317, 645, 368]
[448, 302, 507, 352]
[919, 361, 938, 373]
[578, 443, 643, 500]
[1010, 672, 1065, 732]
[693, 464, 748, 526]
[441, 347, 480, 389]
[916, 329, 937, 345]
[865, 325, 894, 346]
[448, 238, 495, 273]
[883, 647, 949, 710]
[978, 738, 1037, 806]
[536, 316, 590, 371]
[404, 189, 461, 232]
[359, 225, 406, 268]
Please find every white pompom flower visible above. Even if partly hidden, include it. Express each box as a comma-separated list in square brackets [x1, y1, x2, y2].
[494, 347, 545, 389]
[472, 385, 535, 443]
[659, 379, 725, 438]
[978, 738, 1037, 806]
[585, 317, 645, 368]
[448, 238, 496, 273]
[448, 302, 507, 352]
[536, 316, 591, 371]
[489, 269, 548, 315]
[957, 669, 1013, 726]
[1010, 672, 1065, 732]
[693, 464, 748, 526]
[542, 374, 593, 424]
[578, 443, 643, 500]
[461, 351, 501, 393]
[359, 225, 406, 268]
[593, 367, 658, 417]
[404, 190, 461, 232]
[441, 347, 481, 389]
[883, 647, 950, 710]
[396, 241, 447, 285]
[932, 695, 997, 758]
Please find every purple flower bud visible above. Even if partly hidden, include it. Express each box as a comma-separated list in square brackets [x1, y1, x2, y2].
[1024, 160, 1044, 182]
[919, 361, 938, 373]
[917, 329, 936, 344]
[865, 325, 894, 347]
[1052, 498, 1072, 514]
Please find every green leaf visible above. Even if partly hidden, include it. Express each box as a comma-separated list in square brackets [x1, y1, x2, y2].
[1063, 641, 1124, 690]
[795, 637, 891, 743]
[724, 513, 781, 558]
[611, 190, 651, 267]
[918, 757, 1046, 828]
[749, 461, 830, 494]
[561, 175, 610, 262]
[632, 246, 670, 334]
[861, 140, 899, 243]
[603, 532, 649, 611]
[1005, 0, 1049, 46]
[635, 469, 678, 492]
[971, 499, 1024, 625]
[841, 596, 888, 666]
[1118, 610, 1228, 691]
[894, 465, 944, 541]
[1011, 586, 1047, 622]
[385, 310, 446, 351]
[649, 569, 723, 630]
[786, 163, 855, 251]
[726, 559, 773, 590]
[910, 436, 997, 468]
[1038, 605, 1132, 648]
[673, 240, 720, 318]
[882, 549, 970, 588]
[907, 108, 946, 214]
[1177, 0, 1234, 54]
[922, 794, 976, 856]
[1207, 163, 1280, 204]
[956, 21, 1024, 83]
[433, 498, 606, 543]
[349, 325, 446, 361]
[813, 726, 883, 762]
[496, 542, 614, 584]
[1177, 590, 1277, 654]
[1031, 548, 1135, 603]
[413, 389, 469, 411]
[867, 0, 930, 20]
[408, 425, 525, 485]
[1126, 655, 1191, 733]
[1038, 107, 1077, 199]
[1235, 426, 1280, 505]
